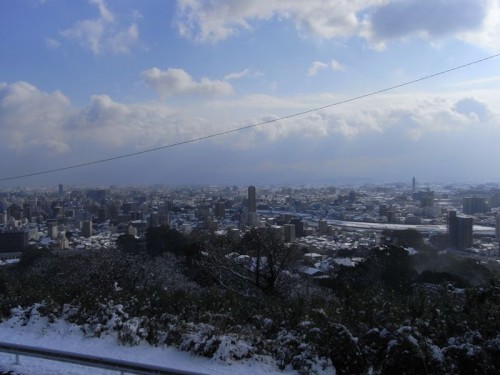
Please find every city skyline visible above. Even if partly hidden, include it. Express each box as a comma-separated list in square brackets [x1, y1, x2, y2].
[2, 1, 500, 187]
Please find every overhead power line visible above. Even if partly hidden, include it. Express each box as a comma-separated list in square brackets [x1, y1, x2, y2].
[1, 53, 499, 182]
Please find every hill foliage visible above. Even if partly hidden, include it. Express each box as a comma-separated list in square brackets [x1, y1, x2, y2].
[0, 226, 499, 374]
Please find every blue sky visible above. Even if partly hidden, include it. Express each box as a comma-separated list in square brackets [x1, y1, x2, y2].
[1, 0, 500, 187]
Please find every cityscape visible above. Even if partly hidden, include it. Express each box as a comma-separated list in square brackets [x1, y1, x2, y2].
[2, 179, 500, 269]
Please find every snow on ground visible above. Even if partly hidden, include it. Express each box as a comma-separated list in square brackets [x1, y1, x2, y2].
[0, 310, 297, 375]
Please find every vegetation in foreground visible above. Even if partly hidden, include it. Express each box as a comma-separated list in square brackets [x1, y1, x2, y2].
[0, 226, 499, 374]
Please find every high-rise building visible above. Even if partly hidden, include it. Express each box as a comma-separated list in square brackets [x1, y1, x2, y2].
[87, 189, 107, 203]
[0, 229, 28, 252]
[348, 190, 356, 203]
[448, 211, 473, 249]
[271, 225, 285, 241]
[22, 204, 32, 222]
[214, 202, 226, 218]
[248, 186, 256, 213]
[97, 207, 107, 223]
[416, 190, 434, 208]
[463, 197, 487, 215]
[412, 177, 416, 192]
[58, 184, 64, 195]
[284, 224, 296, 243]
[490, 190, 500, 207]
[149, 212, 160, 227]
[318, 219, 328, 235]
[290, 217, 304, 238]
[82, 220, 93, 238]
[386, 210, 397, 223]
[47, 221, 58, 240]
[227, 228, 241, 242]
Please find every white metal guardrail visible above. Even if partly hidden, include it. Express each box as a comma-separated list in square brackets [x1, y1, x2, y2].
[0, 342, 208, 375]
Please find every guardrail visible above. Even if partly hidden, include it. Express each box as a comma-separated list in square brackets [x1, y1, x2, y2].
[0, 342, 208, 375]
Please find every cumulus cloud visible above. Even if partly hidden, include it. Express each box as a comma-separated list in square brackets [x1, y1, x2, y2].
[142, 67, 233, 97]
[60, 0, 139, 55]
[174, 0, 497, 51]
[458, 0, 500, 51]
[243, 93, 497, 146]
[0, 81, 207, 155]
[453, 97, 490, 121]
[0, 81, 71, 154]
[174, 0, 383, 43]
[2, 78, 499, 186]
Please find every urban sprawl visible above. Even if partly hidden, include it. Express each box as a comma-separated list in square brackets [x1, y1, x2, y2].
[1, 180, 500, 273]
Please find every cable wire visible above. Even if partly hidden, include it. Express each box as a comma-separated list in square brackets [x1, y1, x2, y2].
[1, 53, 499, 182]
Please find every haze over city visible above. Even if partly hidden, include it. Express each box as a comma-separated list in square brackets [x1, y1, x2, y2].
[2, 0, 500, 187]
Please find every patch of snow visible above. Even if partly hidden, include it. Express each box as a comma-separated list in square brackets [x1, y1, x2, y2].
[0, 308, 296, 375]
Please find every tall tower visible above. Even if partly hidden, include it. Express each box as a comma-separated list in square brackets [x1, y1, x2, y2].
[448, 211, 458, 248]
[82, 220, 93, 238]
[248, 186, 256, 213]
[412, 177, 416, 192]
[448, 211, 473, 249]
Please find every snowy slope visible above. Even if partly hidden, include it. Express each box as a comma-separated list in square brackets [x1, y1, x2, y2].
[0, 308, 299, 375]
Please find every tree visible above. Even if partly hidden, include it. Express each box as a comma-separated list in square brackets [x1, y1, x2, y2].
[145, 225, 185, 257]
[200, 227, 299, 296]
[333, 246, 417, 292]
[16, 247, 52, 272]
[382, 229, 424, 249]
[116, 234, 140, 253]
[429, 233, 448, 250]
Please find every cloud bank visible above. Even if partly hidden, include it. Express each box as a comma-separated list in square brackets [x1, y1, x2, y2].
[174, 0, 499, 51]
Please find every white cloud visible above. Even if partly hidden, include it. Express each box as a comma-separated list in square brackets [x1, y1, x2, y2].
[2, 78, 499, 185]
[0, 81, 202, 153]
[0, 81, 71, 154]
[307, 61, 328, 76]
[174, 0, 497, 51]
[227, 91, 498, 147]
[223, 69, 262, 81]
[174, 0, 384, 43]
[90, 0, 114, 22]
[67, 95, 187, 149]
[142, 67, 234, 97]
[224, 69, 250, 80]
[60, 0, 139, 55]
[307, 59, 344, 76]
[458, 0, 500, 51]
[330, 59, 344, 71]
[108, 23, 139, 54]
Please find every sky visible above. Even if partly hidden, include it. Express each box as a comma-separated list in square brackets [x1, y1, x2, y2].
[1, 0, 500, 187]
